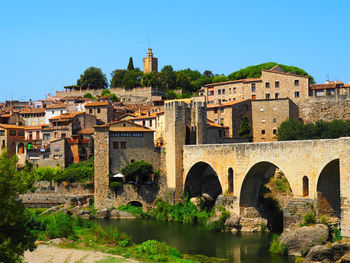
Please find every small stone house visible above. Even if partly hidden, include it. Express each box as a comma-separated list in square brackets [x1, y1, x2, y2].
[84, 101, 115, 124]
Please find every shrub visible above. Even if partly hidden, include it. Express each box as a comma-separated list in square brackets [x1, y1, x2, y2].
[119, 238, 131, 247]
[299, 213, 316, 227]
[137, 240, 181, 262]
[121, 161, 153, 183]
[332, 226, 342, 242]
[205, 207, 230, 232]
[46, 213, 74, 239]
[269, 234, 288, 255]
[110, 182, 123, 193]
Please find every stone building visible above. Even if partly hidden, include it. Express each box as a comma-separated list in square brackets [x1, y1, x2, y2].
[84, 101, 115, 124]
[207, 99, 251, 138]
[19, 107, 46, 126]
[142, 48, 158, 73]
[251, 98, 299, 142]
[200, 65, 309, 104]
[44, 104, 68, 124]
[310, 81, 350, 97]
[0, 124, 25, 156]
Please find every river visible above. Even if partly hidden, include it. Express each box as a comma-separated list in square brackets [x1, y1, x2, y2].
[96, 218, 295, 263]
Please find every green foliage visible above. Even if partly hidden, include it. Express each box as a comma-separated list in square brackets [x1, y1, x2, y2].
[212, 75, 228, 83]
[110, 69, 127, 88]
[127, 57, 134, 71]
[122, 70, 142, 90]
[77, 67, 108, 89]
[278, 119, 350, 141]
[273, 176, 290, 192]
[238, 116, 252, 140]
[228, 62, 314, 83]
[46, 213, 75, 239]
[331, 226, 342, 242]
[121, 160, 153, 183]
[295, 256, 304, 263]
[83, 93, 97, 100]
[101, 89, 120, 102]
[110, 182, 123, 192]
[137, 240, 183, 262]
[166, 90, 192, 100]
[118, 238, 131, 247]
[269, 234, 288, 255]
[299, 213, 316, 227]
[0, 150, 36, 263]
[205, 207, 230, 232]
[320, 216, 330, 226]
[118, 204, 146, 217]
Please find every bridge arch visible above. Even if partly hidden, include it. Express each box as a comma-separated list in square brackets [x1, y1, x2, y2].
[316, 159, 340, 219]
[239, 161, 293, 233]
[184, 161, 222, 203]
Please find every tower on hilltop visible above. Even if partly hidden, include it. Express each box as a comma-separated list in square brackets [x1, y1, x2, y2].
[142, 48, 158, 73]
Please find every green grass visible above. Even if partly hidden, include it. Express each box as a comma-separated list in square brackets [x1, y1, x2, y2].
[96, 256, 129, 263]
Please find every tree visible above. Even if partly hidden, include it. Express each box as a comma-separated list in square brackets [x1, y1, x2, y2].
[100, 89, 120, 102]
[203, 70, 214, 78]
[212, 75, 229, 83]
[239, 116, 252, 140]
[127, 57, 135, 71]
[0, 151, 36, 263]
[77, 67, 108, 89]
[142, 71, 161, 89]
[83, 93, 96, 100]
[160, 65, 176, 90]
[121, 161, 153, 184]
[122, 70, 142, 90]
[228, 62, 315, 83]
[110, 69, 127, 88]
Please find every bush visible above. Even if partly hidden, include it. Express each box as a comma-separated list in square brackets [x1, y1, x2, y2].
[269, 234, 288, 255]
[46, 213, 74, 239]
[110, 182, 123, 192]
[137, 240, 182, 262]
[121, 161, 153, 183]
[332, 226, 342, 242]
[206, 207, 230, 232]
[299, 213, 316, 227]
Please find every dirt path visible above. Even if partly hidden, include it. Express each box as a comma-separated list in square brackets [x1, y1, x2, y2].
[24, 245, 139, 263]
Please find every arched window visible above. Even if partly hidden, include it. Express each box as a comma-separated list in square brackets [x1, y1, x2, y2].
[228, 168, 234, 194]
[303, 176, 309, 197]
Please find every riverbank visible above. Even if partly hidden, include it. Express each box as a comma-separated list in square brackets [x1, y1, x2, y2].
[24, 244, 138, 263]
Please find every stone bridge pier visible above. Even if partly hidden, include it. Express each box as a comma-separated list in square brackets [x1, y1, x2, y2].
[178, 138, 350, 237]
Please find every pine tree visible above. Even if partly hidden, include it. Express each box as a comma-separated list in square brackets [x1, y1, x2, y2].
[127, 57, 134, 71]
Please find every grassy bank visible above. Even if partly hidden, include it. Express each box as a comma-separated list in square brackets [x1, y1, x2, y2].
[28, 210, 228, 263]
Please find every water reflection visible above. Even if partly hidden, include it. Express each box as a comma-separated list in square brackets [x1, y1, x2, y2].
[96, 219, 294, 263]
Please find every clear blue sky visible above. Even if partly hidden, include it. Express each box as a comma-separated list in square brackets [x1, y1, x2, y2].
[1, 0, 349, 101]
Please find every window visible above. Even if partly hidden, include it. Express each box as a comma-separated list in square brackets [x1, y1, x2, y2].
[265, 93, 270, 99]
[260, 107, 264, 112]
[218, 89, 221, 95]
[113, 141, 119, 149]
[43, 133, 50, 140]
[120, 142, 127, 149]
[214, 119, 218, 124]
[275, 81, 280, 88]
[2, 140, 5, 147]
[0, 130, 5, 136]
[261, 118, 265, 123]
[251, 83, 256, 92]
[131, 159, 135, 163]
[261, 130, 265, 135]
[233, 87, 236, 93]
[89, 109, 93, 114]
[221, 108, 224, 112]
[273, 118, 277, 123]
[220, 118, 224, 125]
[9, 130, 16, 136]
[214, 109, 218, 114]
[61, 133, 66, 138]
[303, 176, 309, 196]
[265, 82, 270, 88]
[229, 88, 232, 93]
[18, 130, 24, 136]
[142, 120, 146, 126]
[295, 80, 299, 86]
[275, 93, 280, 99]
[60, 110, 63, 114]
[252, 94, 256, 100]
[149, 119, 152, 126]
[52, 111, 54, 114]
[273, 129, 277, 135]
[53, 155, 60, 160]
[222, 89, 226, 94]
[295, 91, 300, 98]
[97, 108, 101, 113]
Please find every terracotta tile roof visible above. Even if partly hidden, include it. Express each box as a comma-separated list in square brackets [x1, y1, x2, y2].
[130, 113, 158, 120]
[24, 124, 49, 130]
[204, 78, 261, 87]
[262, 69, 309, 78]
[207, 99, 250, 109]
[78, 128, 94, 134]
[85, 101, 110, 107]
[109, 126, 154, 132]
[46, 104, 69, 109]
[49, 112, 83, 121]
[19, 108, 45, 114]
[310, 83, 344, 90]
[0, 124, 25, 129]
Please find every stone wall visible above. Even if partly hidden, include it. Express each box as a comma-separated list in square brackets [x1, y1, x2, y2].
[299, 97, 350, 123]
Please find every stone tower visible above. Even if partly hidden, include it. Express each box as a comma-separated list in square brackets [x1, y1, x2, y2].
[164, 101, 207, 200]
[142, 48, 158, 73]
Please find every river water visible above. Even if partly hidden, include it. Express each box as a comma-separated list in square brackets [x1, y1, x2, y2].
[96, 218, 295, 263]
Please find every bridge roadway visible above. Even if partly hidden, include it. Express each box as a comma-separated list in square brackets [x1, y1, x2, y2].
[182, 137, 350, 237]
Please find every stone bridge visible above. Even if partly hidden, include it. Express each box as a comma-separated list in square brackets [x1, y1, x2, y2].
[179, 138, 350, 236]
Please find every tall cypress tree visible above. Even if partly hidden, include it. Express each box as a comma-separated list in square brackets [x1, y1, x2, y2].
[127, 57, 134, 71]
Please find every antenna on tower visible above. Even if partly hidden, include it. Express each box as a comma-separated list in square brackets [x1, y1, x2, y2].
[326, 74, 330, 83]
